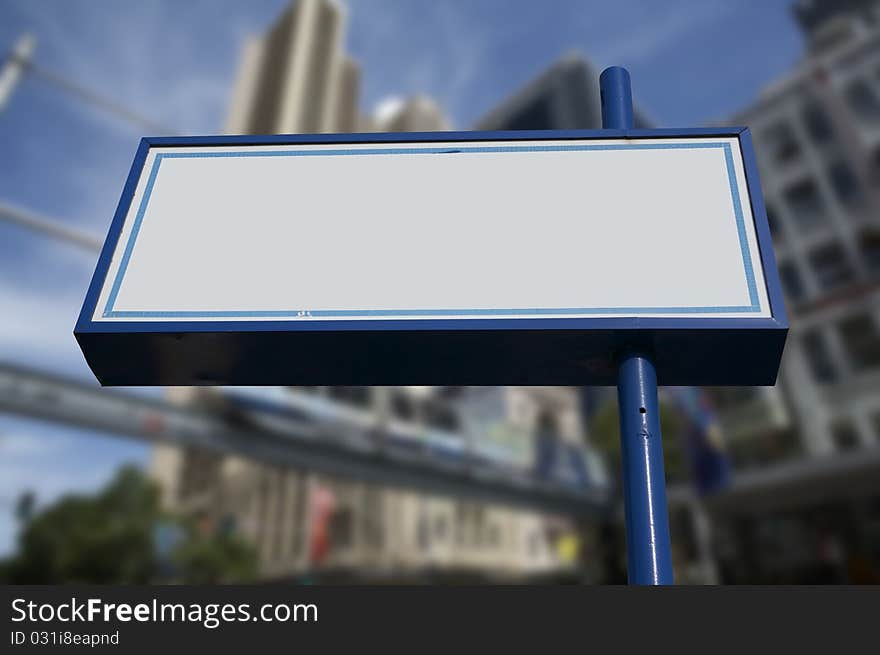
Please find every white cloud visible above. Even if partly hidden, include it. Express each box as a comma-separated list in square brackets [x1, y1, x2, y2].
[373, 95, 404, 124]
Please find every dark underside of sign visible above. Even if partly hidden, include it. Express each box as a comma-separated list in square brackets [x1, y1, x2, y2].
[74, 128, 789, 388]
[75, 324, 787, 386]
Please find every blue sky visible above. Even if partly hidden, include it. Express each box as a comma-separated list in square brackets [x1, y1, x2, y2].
[0, 0, 806, 555]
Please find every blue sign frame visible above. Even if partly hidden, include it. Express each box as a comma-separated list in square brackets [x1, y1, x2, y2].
[75, 128, 787, 386]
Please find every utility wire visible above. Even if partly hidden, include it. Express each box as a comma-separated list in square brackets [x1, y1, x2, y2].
[1, 36, 173, 253]
[0, 200, 102, 253]
[20, 56, 179, 135]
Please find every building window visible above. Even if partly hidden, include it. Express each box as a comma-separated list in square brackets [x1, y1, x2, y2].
[329, 508, 353, 549]
[808, 243, 855, 290]
[838, 313, 880, 373]
[827, 160, 862, 207]
[423, 400, 460, 432]
[706, 386, 760, 406]
[390, 390, 416, 421]
[434, 515, 448, 542]
[362, 489, 384, 549]
[291, 479, 307, 559]
[437, 386, 465, 399]
[471, 506, 486, 547]
[870, 410, 880, 442]
[726, 426, 802, 468]
[455, 504, 483, 547]
[830, 419, 860, 451]
[766, 204, 785, 246]
[845, 79, 880, 124]
[527, 531, 542, 557]
[417, 513, 430, 551]
[327, 386, 371, 408]
[778, 261, 806, 302]
[871, 146, 880, 186]
[801, 101, 834, 143]
[760, 122, 801, 165]
[784, 179, 826, 231]
[487, 523, 501, 548]
[802, 329, 838, 383]
[859, 229, 880, 273]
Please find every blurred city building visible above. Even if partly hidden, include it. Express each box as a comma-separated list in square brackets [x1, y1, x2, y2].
[693, 0, 880, 583]
[468, 3, 880, 584]
[225, 0, 358, 134]
[152, 386, 603, 581]
[152, 0, 601, 582]
[7, 0, 878, 584]
[475, 53, 653, 131]
[793, 0, 880, 53]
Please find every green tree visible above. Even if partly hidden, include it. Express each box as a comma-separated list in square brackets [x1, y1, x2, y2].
[173, 530, 257, 584]
[1, 466, 257, 584]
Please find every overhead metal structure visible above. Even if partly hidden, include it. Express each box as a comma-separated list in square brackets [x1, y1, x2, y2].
[0, 201, 103, 253]
[0, 361, 611, 518]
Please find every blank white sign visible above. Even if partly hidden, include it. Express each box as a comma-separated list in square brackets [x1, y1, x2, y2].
[93, 137, 770, 322]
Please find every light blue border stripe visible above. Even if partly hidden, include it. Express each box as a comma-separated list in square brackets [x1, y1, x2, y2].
[722, 143, 759, 311]
[108, 305, 756, 318]
[156, 142, 727, 158]
[103, 142, 760, 319]
[105, 155, 163, 314]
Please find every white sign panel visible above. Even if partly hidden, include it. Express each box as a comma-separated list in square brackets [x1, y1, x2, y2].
[92, 137, 770, 323]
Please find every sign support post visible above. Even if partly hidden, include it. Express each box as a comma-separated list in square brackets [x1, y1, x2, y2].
[601, 66, 675, 585]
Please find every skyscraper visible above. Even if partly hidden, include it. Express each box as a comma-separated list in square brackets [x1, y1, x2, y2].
[225, 0, 358, 134]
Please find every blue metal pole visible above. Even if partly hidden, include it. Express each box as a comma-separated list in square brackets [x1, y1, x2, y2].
[599, 66, 634, 130]
[600, 66, 674, 585]
[616, 355, 674, 584]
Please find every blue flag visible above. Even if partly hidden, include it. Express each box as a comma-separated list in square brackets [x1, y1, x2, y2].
[666, 387, 731, 494]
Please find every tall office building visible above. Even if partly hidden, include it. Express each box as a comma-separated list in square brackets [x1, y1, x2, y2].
[225, 0, 358, 134]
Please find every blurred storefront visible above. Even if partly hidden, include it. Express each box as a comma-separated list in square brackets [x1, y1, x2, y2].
[152, 386, 607, 582]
